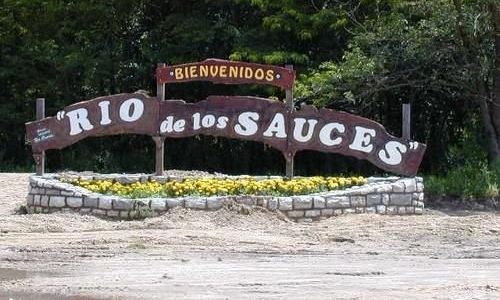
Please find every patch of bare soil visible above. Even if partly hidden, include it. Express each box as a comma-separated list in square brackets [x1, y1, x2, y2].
[0, 173, 499, 299]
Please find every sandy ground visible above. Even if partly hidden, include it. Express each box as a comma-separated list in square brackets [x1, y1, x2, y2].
[0, 173, 499, 299]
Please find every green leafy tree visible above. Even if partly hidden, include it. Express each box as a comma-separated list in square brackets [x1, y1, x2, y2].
[296, 0, 500, 171]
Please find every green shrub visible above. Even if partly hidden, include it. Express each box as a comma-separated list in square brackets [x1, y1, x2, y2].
[425, 161, 500, 199]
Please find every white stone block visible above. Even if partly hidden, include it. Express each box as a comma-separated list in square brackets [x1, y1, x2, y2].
[33, 195, 41, 206]
[166, 198, 184, 208]
[150, 198, 167, 211]
[376, 205, 386, 214]
[50, 196, 65, 208]
[293, 196, 313, 209]
[287, 210, 305, 218]
[66, 197, 83, 208]
[304, 210, 321, 217]
[386, 206, 397, 215]
[98, 196, 114, 209]
[402, 178, 416, 193]
[321, 208, 334, 216]
[390, 194, 412, 206]
[367, 194, 381, 206]
[326, 196, 350, 208]
[185, 198, 206, 209]
[207, 197, 224, 210]
[267, 198, 278, 210]
[312, 196, 326, 208]
[375, 185, 393, 193]
[93, 209, 106, 216]
[60, 190, 75, 196]
[392, 182, 405, 193]
[237, 196, 257, 206]
[41, 195, 49, 207]
[278, 197, 293, 211]
[355, 207, 365, 213]
[106, 210, 120, 217]
[365, 207, 376, 214]
[113, 199, 133, 210]
[382, 194, 390, 205]
[350, 196, 366, 207]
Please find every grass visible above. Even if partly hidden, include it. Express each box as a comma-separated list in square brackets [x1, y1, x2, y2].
[425, 161, 500, 199]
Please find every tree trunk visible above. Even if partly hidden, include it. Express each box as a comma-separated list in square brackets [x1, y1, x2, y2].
[488, 3, 500, 163]
[478, 85, 500, 162]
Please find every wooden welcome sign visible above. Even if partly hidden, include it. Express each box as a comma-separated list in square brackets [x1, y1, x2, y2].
[156, 59, 295, 89]
[26, 59, 426, 176]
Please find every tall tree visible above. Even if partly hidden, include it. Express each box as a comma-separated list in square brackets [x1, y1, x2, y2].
[452, 0, 500, 163]
[296, 0, 500, 170]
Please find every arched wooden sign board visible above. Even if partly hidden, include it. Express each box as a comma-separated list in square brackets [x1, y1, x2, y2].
[25, 93, 426, 176]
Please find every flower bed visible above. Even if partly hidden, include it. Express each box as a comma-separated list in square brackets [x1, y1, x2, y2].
[67, 176, 367, 198]
[26, 172, 425, 221]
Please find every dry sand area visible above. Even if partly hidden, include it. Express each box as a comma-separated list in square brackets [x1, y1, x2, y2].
[0, 173, 499, 299]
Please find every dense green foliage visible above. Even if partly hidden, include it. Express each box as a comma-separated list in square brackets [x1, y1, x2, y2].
[1, 0, 499, 179]
[425, 161, 500, 198]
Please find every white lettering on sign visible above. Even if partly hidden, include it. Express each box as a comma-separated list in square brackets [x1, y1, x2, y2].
[193, 113, 229, 130]
[263, 113, 287, 138]
[201, 114, 216, 128]
[173, 118, 186, 132]
[216, 116, 229, 129]
[234, 112, 259, 136]
[293, 118, 318, 143]
[160, 116, 186, 133]
[67, 108, 94, 136]
[319, 122, 345, 146]
[65, 98, 146, 136]
[192, 113, 201, 130]
[98, 101, 112, 125]
[119, 98, 144, 122]
[378, 141, 407, 165]
[349, 126, 376, 153]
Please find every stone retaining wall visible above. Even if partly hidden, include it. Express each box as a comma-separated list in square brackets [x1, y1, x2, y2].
[26, 173, 424, 222]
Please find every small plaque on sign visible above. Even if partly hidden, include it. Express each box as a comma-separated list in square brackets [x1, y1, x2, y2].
[33, 127, 54, 143]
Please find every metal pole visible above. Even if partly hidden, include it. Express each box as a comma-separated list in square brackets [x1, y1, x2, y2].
[154, 63, 166, 175]
[35, 98, 45, 175]
[402, 103, 411, 140]
[285, 64, 294, 178]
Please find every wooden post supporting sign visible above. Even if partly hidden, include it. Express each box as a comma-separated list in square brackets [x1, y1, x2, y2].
[35, 98, 45, 175]
[285, 64, 294, 178]
[154, 63, 166, 175]
[402, 103, 411, 140]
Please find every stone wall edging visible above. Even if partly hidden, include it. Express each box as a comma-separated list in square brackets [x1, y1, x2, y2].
[26, 173, 424, 222]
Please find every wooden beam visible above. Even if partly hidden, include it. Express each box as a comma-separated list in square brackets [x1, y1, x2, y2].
[285, 64, 294, 178]
[35, 98, 45, 175]
[402, 103, 411, 140]
[154, 62, 166, 175]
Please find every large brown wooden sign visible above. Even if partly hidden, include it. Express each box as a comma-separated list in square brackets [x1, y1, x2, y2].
[156, 59, 295, 89]
[25, 93, 426, 176]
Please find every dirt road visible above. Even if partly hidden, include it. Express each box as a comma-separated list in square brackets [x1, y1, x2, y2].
[0, 173, 499, 299]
